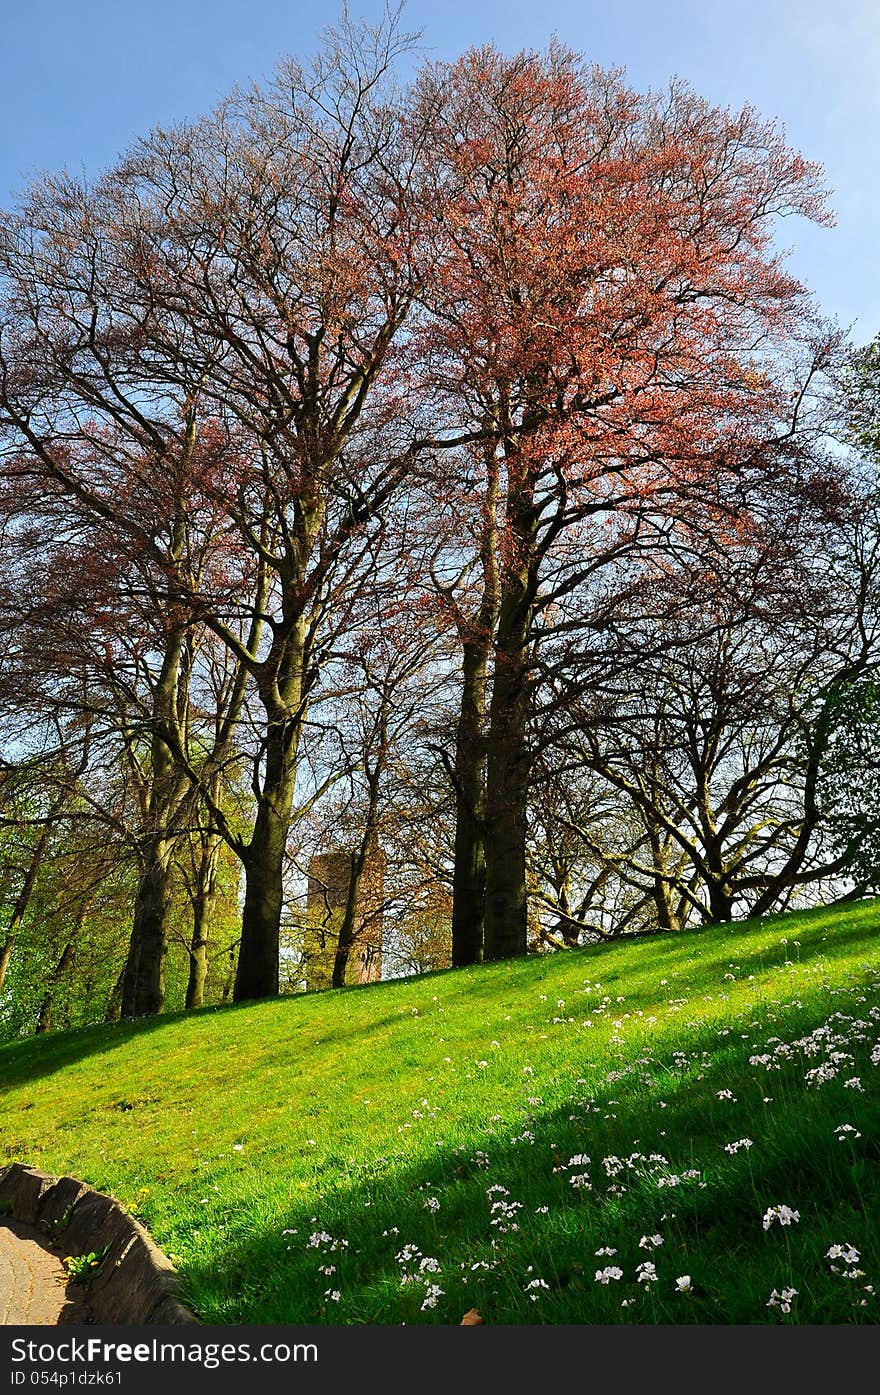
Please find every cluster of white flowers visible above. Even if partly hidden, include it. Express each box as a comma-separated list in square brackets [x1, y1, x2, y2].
[635, 1261, 658, 1284]
[656, 1168, 704, 1189]
[825, 1242, 867, 1282]
[307, 1231, 349, 1253]
[525, 1278, 551, 1301]
[762, 1204, 800, 1230]
[595, 1266, 624, 1284]
[638, 1234, 664, 1250]
[723, 1138, 754, 1154]
[487, 1183, 522, 1234]
[834, 1124, 861, 1142]
[826, 1243, 860, 1266]
[394, 1243, 444, 1312]
[766, 1286, 797, 1313]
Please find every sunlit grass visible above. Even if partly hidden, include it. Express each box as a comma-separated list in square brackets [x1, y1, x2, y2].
[1, 899, 879, 1323]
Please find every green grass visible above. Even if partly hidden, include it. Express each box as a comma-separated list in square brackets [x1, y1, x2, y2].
[2, 900, 880, 1324]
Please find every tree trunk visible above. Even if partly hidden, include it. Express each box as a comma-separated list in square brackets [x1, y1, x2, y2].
[120, 621, 189, 1018]
[0, 819, 54, 993]
[707, 878, 734, 923]
[235, 719, 299, 1002]
[0, 936, 14, 995]
[221, 944, 238, 1003]
[451, 445, 498, 967]
[451, 641, 489, 966]
[331, 853, 360, 988]
[36, 937, 76, 1034]
[121, 834, 175, 1017]
[186, 836, 221, 1009]
[647, 827, 680, 931]
[105, 964, 125, 1022]
[484, 568, 533, 961]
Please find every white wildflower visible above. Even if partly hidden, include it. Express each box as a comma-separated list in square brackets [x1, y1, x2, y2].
[766, 1286, 797, 1314]
[762, 1205, 800, 1230]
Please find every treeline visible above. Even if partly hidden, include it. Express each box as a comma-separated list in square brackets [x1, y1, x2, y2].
[1, 10, 879, 1035]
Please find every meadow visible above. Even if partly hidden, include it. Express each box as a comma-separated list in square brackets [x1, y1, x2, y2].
[1, 899, 879, 1324]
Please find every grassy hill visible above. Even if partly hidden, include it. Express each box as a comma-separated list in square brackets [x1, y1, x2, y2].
[2, 900, 879, 1325]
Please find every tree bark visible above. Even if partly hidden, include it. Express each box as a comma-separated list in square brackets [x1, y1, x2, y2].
[451, 641, 489, 966]
[0, 936, 14, 996]
[331, 853, 360, 989]
[706, 879, 734, 923]
[0, 819, 54, 994]
[451, 445, 498, 966]
[332, 785, 381, 988]
[36, 937, 77, 1034]
[121, 834, 175, 1016]
[186, 835, 221, 1009]
[235, 717, 300, 1001]
[120, 621, 189, 1018]
[483, 507, 534, 961]
[484, 646, 531, 959]
[105, 965, 125, 1022]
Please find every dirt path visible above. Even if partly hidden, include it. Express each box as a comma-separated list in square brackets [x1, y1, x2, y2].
[0, 1219, 91, 1324]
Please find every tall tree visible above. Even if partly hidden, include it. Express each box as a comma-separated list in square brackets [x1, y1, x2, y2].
[414, 44, 833, 958]
[102, 9, 426, 1001]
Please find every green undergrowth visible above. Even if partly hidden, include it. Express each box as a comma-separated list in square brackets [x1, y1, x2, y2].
[2, 900, 879, 1324]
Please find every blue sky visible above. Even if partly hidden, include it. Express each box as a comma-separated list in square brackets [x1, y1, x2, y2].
[2, 0, 877, 340]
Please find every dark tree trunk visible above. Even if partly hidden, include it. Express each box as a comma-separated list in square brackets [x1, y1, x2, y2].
[235, 718, 299, 1002]
[121, 835, 174, 1017]
[234, 600, 312, 1005]
[332, 759, 382, 988]
[451, 641, 489, 966]
[484, 663, 530, 959]
[483, 557, 533, 962]
[554, 877, 581, 947]
[652, 878, 679, 930]
[331, 853, 360, 988]
[707, 879, 734, 923]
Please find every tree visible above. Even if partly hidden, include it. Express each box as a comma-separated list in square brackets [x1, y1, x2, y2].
[98, 9, 427, 1001]
[414, 44, 833, 958]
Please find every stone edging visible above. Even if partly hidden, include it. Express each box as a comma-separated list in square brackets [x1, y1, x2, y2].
[0, 1163, 198, 1324]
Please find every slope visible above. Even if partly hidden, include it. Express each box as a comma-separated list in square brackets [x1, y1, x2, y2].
[1, 900, 879, 1323]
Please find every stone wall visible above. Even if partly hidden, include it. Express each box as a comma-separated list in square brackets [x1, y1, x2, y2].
[0, 1162, 197, 1323]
